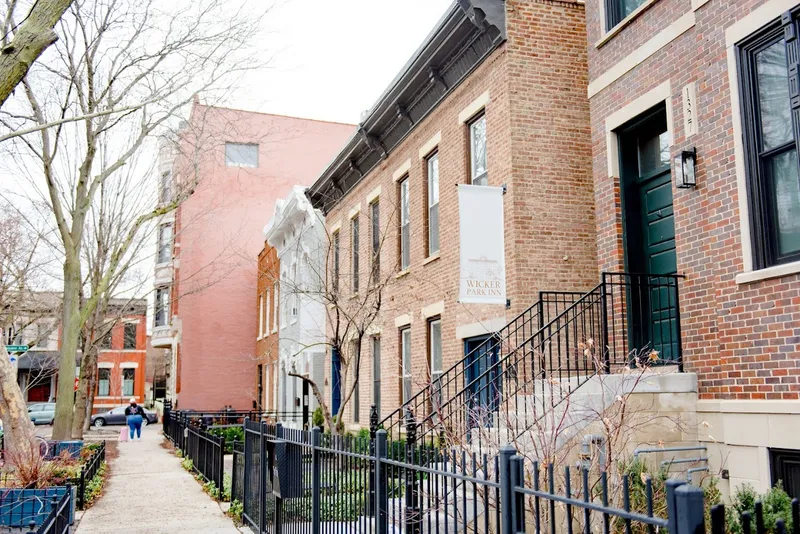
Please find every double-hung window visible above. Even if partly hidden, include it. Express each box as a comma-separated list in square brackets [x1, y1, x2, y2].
[98, 369, 111, 396]
[429, 318, 443, 409]
[352, 345, 360, 423]
[426, 152, 440, 255]
[159, 171, 171, 205]
[604, 0, 647, 31]
[400, 328, 412, 403]
[332, 231, 340, 293]
[155, 287, 169, 327]
[272, 281, 279, 331]
[469, 114, 488, 185]
[259, 294, 265, 336]
[371, 201, 380, 283]
[351, 216, 360, 293]
[399, 177, 410, 270]
[122, 368, 135, 396]
[157, 223, 173, 264]
[372, 336, 381, 416]
[123, 323, 137, 349]
[739, 16, 800, 268]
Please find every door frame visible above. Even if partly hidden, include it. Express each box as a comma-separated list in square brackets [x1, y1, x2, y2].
[463, 334, 501, 429]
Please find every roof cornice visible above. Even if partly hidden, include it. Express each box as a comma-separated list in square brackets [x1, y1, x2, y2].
[307, 0, 506, 214]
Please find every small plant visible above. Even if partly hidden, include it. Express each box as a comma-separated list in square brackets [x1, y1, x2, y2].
[202, 479, 221, 500]
[726, 482, 795, 534]
[181, 457, 194, 472]
[175, 448, 184, 458]
[312, 407, 324, 429]
[82, 462, 108, 509]
[223, 473, 232, 501]
[227, 499, 244, 525]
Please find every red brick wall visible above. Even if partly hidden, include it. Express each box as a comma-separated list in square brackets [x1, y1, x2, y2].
[94, 317, 147, 412]
[256, 244, 280, 410]
[324, 0, 597, 425]
[586, 0, 800, 399]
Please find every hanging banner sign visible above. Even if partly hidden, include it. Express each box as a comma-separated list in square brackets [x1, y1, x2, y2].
[458, 185, 506, 305]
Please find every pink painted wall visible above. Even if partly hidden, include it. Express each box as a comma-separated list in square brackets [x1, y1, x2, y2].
[174, 104, 353, 410]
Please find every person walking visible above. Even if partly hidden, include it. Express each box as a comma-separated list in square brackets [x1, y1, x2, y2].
[125, 398, 146, 441]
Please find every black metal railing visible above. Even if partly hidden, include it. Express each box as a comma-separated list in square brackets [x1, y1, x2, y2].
[232, 415, 711, 534]
[709, 499, 799, 534]
[31, 492, 70, 534]
[231, 440, 245, 504]
[68, 442, 106, 509]
[380, 272, 683, 449]
[185, 424, 225, 493]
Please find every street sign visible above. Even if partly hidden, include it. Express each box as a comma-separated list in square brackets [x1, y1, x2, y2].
[5, 345, 28, 352]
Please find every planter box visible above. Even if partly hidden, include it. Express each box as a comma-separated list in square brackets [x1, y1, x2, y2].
[46, 440, 83, 460]
[0, 486, 74, 528]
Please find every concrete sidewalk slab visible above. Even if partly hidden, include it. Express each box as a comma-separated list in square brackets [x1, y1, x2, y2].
[77, 428, 242, 533]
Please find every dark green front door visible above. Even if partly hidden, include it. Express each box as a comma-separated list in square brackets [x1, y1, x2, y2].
[619, 104, 679, 361]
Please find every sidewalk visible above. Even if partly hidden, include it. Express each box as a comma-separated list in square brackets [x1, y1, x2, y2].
[77, 427, 242, 533]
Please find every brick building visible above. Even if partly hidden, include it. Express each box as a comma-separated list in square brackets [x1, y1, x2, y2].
[154, 102, 353, 410]
[256, 241, 279, 412]
[307, 0, 598, 429]
[585, 0, 800, 495]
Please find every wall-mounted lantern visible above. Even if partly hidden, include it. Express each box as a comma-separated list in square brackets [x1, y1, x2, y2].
[675, 147, 697, 188]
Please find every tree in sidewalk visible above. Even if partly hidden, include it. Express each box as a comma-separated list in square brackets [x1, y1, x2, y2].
[0, 0, 74, 109]
[0, 0, 269, 440]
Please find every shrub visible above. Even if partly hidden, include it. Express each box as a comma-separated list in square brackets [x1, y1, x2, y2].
[312, 407, 324, 429]
[82, 462, 107, 509]
[227, 499, 244, 525]
[203, 479, 221, 500]
[726, 483, 794, 534]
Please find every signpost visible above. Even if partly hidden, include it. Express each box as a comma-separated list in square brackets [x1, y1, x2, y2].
[5, 345, 28, 352]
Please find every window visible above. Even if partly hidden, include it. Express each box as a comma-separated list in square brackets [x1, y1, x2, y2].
[225, 143, 258, 167]
[123, 323, 137, 349]
[272, 282, 279, 331]
[400, 328, 412, 403]
[159, 171, 171, 204]
[122, 368, 135, 396]
[370, 201, 380, 283]
[352, 347, 360, 423]
[291, 263, 299, 319]
[98, 369, 111, 396]
[281, 272, 288, 327]
[739, 21, 800, 268]
[154, 287, 170, 327]
[157, 223, 173, 264]
[604, 0, 647, 30]
[351, 216, 360, 293]
[469, 114, 488, 185]
[332, 231, 340, 293]
[100, 330, 112, 350]
[399, 177, 410, 270]
[259, 294, 264, 337]
[426, 152, 440, 255]
[36, 323, 51, 349]
[265, 289, 270, 336]
[372, 336, 381, 417]
[429, 319, 443, 409]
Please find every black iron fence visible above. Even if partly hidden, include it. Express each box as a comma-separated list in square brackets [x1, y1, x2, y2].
[230, 414, 724, 534]
[30, 491, 70, 534]
[232, 440, 245, 504]
[710, 499, 799, 534]
[380, 272, 683, 449]
[68, 441, 106, 509]
[185, 423, 226, 493]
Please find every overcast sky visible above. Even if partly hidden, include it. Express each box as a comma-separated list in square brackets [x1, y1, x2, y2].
[226, 0, 454, 124]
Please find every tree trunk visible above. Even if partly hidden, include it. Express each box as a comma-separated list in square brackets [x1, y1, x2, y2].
[52, 259, 81, 439]
[71, 342, 98, 438]
[0, 0, 74, 109]
[0, 346, 38, 465]
[83, 364, 98, 433]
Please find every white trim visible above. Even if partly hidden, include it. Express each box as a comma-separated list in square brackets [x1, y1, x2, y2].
[97, 362, 114, 369]
[735, 260, 800, 285]
[329, 220, 342, 234]
[348, 204, 361, 220]
[455, 316, 506, 340]
[392, 159, 412, 182]
[698, 399, 800, 415]
[725, 0, 794, 47]
[366, 185, 382, 204]
[691, 0, 711, 10]
[394, 313, 412, 328]
[605, 81, 673, 178]
[588, 12, 695, 98]
[421, 301, 444, 319]
[458, 91, 490, 124]
[418, 132, 442, 159]
[120, 362, 139, 369]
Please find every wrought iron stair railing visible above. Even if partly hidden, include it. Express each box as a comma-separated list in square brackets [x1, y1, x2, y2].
[378, 272, 683, 449]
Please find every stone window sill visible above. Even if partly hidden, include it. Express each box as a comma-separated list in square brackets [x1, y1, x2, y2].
[596, 0, 661, 48]
[735, 260, 800, 285]
[395, 269, 410, 280]
[422, 254, 440, 266]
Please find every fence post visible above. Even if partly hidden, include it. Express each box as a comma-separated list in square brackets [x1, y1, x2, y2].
[217, 433, 225, 496]
[259, 421, 267, 534]
[242, 418, 249, 523]
[667, 479, 706, 534]
[311, 427, 321, 534]
[499, 445, 516, 534]
[78, 466, 86, 509]
[368, 404, 378, 517]
[510, 455, 526, 534]
[375, 429, 388, 534]
[404, 411, 421, 534]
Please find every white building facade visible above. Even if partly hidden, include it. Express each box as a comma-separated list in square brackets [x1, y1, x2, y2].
[264, 186, 327, 429]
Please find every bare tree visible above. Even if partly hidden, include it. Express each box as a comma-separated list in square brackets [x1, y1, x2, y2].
[0, 0, 74, 109]
[0, 0, 268, 439]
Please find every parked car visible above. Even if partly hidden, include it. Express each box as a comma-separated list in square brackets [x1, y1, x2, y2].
[91, 405, 158, 428]
[28, 403, 56, 425]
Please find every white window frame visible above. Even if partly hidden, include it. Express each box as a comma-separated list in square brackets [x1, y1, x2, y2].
[401, 328, 412, 404]
[258, 294, 264, 338]
[272, 281, 279, 332]
[429, 318, 443, 409]
[157, 222, 173, 265]
[469, 113, 488, 186]
[265, 288, 270, 336]
[426, 152, 440, 256]
[399, 177, 410, 270]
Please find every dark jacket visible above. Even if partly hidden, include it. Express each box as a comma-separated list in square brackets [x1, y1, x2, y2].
[125, 404, 146, 417]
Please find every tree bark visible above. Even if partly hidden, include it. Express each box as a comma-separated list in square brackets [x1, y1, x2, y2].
[0, 0, 73, 109]
[51, 258, 81, 439]
[71, 341, 98, 438]
[0, 346, 38, 464]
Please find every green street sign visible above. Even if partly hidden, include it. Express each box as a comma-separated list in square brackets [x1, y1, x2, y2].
[5, 345, 28, 352]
